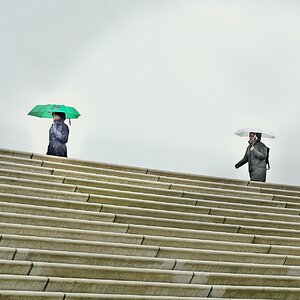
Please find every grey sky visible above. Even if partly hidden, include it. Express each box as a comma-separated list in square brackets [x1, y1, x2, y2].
[0, 0, 299, 185]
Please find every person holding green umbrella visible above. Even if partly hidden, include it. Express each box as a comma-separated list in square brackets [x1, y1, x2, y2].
[28, 104, 80, 158]
[46, 111, 69, 157]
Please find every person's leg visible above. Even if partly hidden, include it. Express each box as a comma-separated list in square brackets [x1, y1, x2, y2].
[250, 168, 266, 182]
[46, 143, 55, 156]
[51, 143, 68, 158]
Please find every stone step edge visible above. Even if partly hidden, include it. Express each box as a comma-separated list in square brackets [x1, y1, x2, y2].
[2, 258, 300, 279]
[3, 246, 299, 269]
[0, 290, 272, 299]
[1, 233, 298, 262]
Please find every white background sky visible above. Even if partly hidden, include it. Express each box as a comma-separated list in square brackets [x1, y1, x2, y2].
[0, 0, 299, 185]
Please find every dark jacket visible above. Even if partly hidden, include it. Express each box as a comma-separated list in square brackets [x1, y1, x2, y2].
[236, 140, 268, 182]
[46, 120, 69, 158]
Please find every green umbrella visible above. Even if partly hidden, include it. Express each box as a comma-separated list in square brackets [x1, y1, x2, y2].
[28, 104, 81, 119]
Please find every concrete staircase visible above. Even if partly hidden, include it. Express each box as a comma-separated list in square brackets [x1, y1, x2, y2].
[0, 148, 299, 299]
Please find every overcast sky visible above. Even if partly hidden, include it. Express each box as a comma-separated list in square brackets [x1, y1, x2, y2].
[0, 0, 299, 185]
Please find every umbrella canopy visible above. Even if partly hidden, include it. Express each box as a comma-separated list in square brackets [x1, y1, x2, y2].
[28, 104, 80, 119]
[235, 128, 275, 139]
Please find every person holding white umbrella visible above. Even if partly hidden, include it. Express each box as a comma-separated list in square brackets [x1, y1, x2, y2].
[235, 128, 274, 182]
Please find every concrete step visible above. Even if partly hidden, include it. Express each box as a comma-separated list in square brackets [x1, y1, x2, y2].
[6, 247, 300, 275]
[0, 168, 65, 184]
[0, 156, 42, 168]
[160, 174, 300, 198]
[145, 169, 248, 186]
[0, 193, 103, 212]
[0, 290, 64, 300]
[0, 149, 148, 174]
[0, 260, 192, 284]
[157, 175, 259, 193]
[0, 167, 169, 190]
[270, 194, 300, 204]
[0, 274, 299, 298]
[0, 290, 243, 300]
[0, 247, 15, 260]
[2, 259, 300, 287]
[1, 234, 297, 265]
[0, 234, 158, 257]
[0, 202, 112, 223]
[209, 285, 300, 299]
[260, 188, 300, 199]
[0, 290, 262, 300]
[31, 153, 148, 175]
[159, 245, 300, 266]
[0, 160, 54, 175]
[0, 275, 212, 297]
[11, 248, 176, 270]
[88, 190, 300, 214]
[0, 157, 158, 182]
[0, 184, 89, 202]
[250, 180, 300, 193]
[129, 224, 300, 247]
[17, 157, 158, 181]
[115, 214, 300, 239]
[65, 296, 267, 300]
[74, 183, 300, 207]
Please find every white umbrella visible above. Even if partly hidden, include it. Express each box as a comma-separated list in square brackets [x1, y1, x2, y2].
[235, 128, 275, 139]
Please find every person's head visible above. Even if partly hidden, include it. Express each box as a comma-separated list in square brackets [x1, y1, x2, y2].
[249, 132, 257, 144]
[52, 112, 66, 121]
[249, 132, 262, 144]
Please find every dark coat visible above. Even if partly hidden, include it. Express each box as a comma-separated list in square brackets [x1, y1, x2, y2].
[236, 140, 268, 182]
[46, 120, 69, 158]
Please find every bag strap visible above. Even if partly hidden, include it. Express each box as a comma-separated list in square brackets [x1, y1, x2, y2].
[266, 147, 270, 170]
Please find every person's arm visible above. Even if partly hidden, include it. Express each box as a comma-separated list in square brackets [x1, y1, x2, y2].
[52, 124, 69, 143]
[251, 144, 267, 160]
[235, 148, 249, 169]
